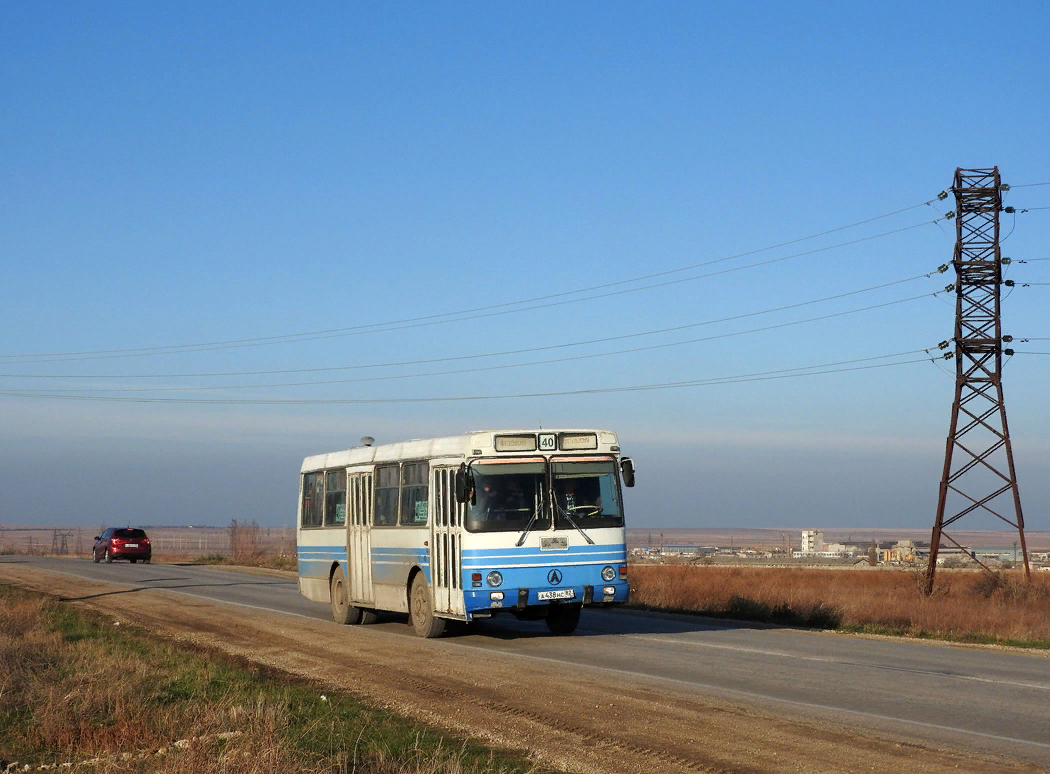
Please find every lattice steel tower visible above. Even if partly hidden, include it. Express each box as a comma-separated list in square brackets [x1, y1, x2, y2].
[925, 167, 1030, 592]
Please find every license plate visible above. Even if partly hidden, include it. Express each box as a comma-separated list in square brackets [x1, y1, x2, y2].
[125, 543, 139, 548]
[537, 589, 575, 601]
[540, 537, 568, 551]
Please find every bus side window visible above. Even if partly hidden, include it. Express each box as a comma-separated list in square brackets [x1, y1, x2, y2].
[400, 462, 429, 526]
[301, 472, 324, 528]
[325, 469, 347, 527]
[374, 465, 399, 526]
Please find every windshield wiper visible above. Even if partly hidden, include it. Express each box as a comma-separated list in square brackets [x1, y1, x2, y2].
[515, 489, 548, 546]
[514, 511, 540, 547]
[555, 501, 595, 545]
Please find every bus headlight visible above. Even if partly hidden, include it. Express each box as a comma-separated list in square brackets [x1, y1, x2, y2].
[603, 586, 616, 597]
[486, 571, 503, 587]
[490, 591, 505, 601]
[601, 566, 616, 582]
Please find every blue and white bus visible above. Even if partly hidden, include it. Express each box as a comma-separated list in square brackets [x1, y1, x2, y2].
[296, 429, 634, 637]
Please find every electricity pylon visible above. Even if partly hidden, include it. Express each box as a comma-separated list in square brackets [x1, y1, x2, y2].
[925, 167, 1030, 593]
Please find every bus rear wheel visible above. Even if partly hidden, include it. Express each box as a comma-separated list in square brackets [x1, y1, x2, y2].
[545, 603, 582, 635]
[410, 575, 445, 638]
[331, 573, 362, 625]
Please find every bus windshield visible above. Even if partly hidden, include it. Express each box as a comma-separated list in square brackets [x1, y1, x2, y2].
[467, 461, 549, 533]
[552, 460, 623, 529]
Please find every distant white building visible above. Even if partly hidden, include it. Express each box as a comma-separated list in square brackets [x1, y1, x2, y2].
[800, 530, 824, 554]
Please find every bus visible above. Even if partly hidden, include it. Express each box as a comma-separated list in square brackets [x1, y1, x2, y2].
[296, 429, 635, 637]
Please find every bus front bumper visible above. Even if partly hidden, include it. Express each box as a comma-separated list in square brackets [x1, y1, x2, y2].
[464, 582, 629, 616]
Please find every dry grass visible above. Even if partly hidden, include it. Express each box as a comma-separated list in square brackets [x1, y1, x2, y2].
[187, 550, 299, 572]
[628, 565, 1050, 646]
[0, 586, 542, 773]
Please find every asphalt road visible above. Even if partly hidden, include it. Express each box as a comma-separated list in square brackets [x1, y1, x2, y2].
[9, 556, 1050, 767]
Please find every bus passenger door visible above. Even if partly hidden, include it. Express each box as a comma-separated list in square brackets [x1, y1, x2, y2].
[348, 473, 374, 605]
[431, 467, 465, 616]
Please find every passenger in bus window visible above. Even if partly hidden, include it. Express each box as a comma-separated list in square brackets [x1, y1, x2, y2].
[502, 479, 528, 516]
[476, 482, 499, 520]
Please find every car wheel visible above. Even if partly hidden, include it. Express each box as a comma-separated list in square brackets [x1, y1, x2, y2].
[143, 558, 151, 564]
[545, 603, 582, 635]
[92, 550, 100, 564]
[104, 548, 113, 564]
[409, 574, 445, 638]
[330, 573, 361, 625]
[130, 558, 137, 564]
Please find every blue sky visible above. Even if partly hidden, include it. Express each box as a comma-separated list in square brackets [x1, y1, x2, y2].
[2, 3, 1048, 532]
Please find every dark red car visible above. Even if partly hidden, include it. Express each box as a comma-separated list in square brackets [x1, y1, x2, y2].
[92, 527, 152, 564]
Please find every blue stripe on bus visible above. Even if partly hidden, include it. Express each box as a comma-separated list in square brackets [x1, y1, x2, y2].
[370, 547, 431, 586]
[370, 547, 429, 555]
[461, 547, 625, 569]
[461, 545, 625, 557]
[461, 552, 624, 563]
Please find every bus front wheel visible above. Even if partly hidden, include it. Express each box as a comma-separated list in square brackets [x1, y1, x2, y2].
[545, 603, 582, 635]
[410, 575, 445, 638]
[331, 573, 362, 625]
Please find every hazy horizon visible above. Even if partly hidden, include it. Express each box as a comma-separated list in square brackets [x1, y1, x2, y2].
[2, 4, 1047, 534]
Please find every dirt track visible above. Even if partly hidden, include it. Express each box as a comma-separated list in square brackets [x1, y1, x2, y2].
[2, 564, 1042, 774]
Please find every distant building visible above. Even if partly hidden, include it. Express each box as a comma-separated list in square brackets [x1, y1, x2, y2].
[881, 541, 914, 563]
[935, 546, 975, 565]
[824, 542, 854, 556]
[799, 530, 824, 555]
[661, 545, 716, 557]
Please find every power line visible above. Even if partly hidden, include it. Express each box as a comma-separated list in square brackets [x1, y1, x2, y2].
[4, 293, 942, 394]
[0, 351, 943, 405]
[0, 211, 949, 364]
[0, 271, 945, 381]
[1008, 182, 1050, 188]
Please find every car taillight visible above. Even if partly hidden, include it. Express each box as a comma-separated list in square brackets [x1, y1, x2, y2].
[142, 538, 151, 544]
[111, 538, 123, 545]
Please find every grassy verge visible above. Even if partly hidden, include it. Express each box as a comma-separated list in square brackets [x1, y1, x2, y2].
[627, 565, 1050, 648]
[0, 584, 544, 773]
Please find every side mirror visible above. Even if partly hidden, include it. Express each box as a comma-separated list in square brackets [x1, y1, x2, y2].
[454, 464, 474, 504]
[620, 457, 636, 488]
[93, 536, 100, 541]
